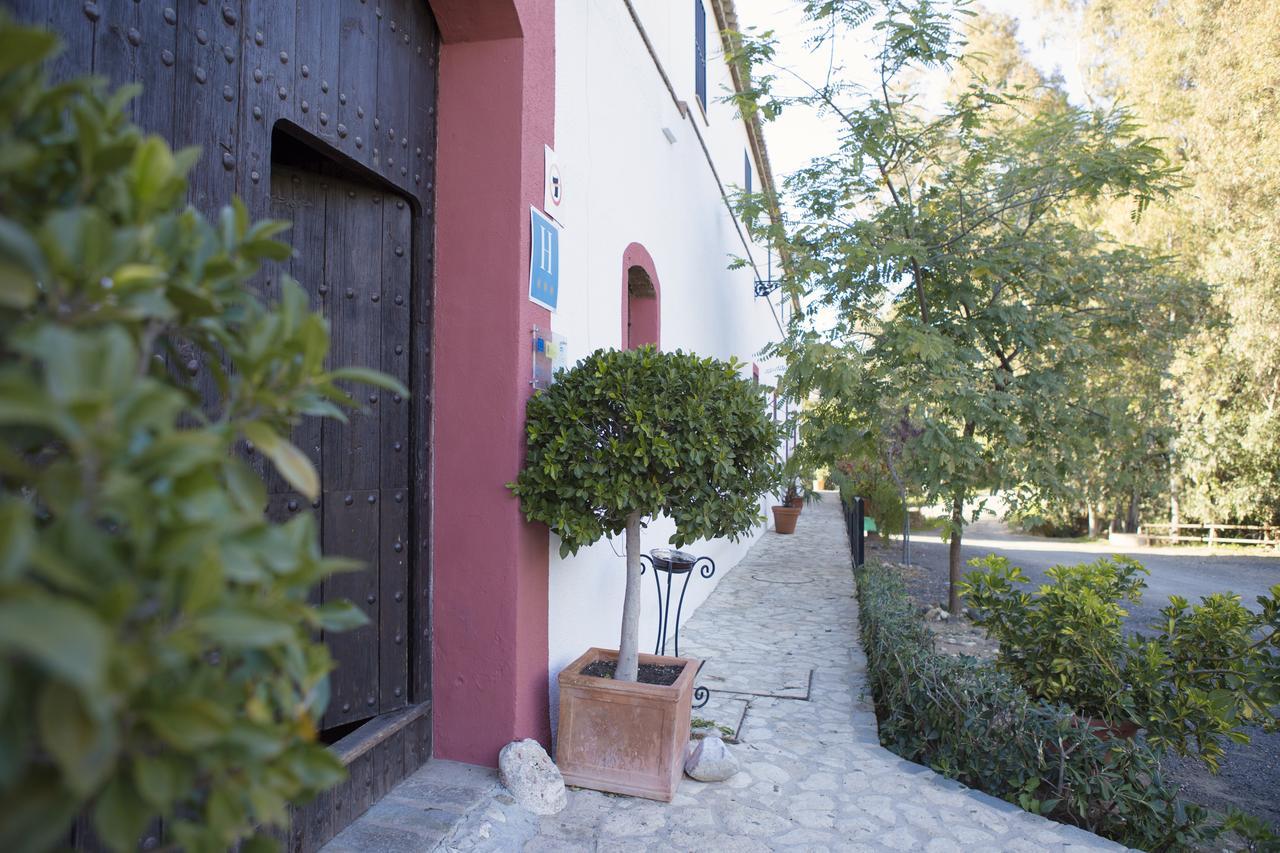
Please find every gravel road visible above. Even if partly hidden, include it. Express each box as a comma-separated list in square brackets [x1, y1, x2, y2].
[901, 521, 1280, 828]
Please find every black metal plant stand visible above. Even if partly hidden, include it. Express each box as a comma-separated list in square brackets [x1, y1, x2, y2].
[640, 548, 715, 709]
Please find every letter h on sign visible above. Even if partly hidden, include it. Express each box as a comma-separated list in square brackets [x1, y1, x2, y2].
[529, 207, 560, 312]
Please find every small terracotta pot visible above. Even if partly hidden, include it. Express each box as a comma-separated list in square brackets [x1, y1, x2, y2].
[556, 647, 698, 802]
[785, 496, 804, 510]
[1046, 716, 1140, 764]
[1077, 716, 1140, 742]
[772, 505, 801, 534]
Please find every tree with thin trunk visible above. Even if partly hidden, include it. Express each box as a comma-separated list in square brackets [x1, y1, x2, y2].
[729, 0, 1187, 613]
[510, 347, 780, 681]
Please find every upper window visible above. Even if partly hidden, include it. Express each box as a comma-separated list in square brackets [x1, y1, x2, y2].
[744, 149, 753, 195]
[694, 1, 708, 112]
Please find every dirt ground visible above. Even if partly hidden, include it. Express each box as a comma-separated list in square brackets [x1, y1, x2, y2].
[864, 543, 1000, 661]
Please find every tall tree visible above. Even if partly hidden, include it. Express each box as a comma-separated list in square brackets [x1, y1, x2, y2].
[1050, 0, 1280, 526]
[733, 0, 1182, 612]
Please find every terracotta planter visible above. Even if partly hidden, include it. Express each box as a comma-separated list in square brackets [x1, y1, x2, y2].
[785, 496, 804, 510]
[772, 505, 801, 534]
[556, 647, 699, 802]
[1076, 716, 1140, 742]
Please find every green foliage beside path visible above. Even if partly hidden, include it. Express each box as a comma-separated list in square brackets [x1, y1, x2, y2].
[856, 556, 1279, 850]
[729, 0, 1194, 614]
[511, 347, 780, 557]
[963, 554, 1280, 772]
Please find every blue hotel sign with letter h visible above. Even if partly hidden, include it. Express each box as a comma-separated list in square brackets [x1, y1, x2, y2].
[529, 206, 561, 312]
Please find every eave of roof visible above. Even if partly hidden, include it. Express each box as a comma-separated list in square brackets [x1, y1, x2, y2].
[710, 0, 799, 315]
[618, 0, 798, 324]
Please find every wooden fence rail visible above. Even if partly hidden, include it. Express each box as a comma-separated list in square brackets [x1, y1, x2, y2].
[1139, 523, 1278, 547]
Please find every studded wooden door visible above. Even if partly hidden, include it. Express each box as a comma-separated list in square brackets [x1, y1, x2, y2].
[10, 0, 440, 732]
[267, 163, 413, 729]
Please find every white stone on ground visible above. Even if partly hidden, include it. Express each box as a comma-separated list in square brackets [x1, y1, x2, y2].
[684, 735, 740, 781]
[496, 739, 566, 816]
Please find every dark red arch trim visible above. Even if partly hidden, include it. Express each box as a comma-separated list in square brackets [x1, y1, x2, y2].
[621, 242, 661, 349]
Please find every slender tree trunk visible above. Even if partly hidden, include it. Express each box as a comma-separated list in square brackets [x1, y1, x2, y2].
[882, 451, 910, 566]
[1088, 503, 1102, 538]
[1126, 488, 1139, 534]
[902, 496, 911, 567]
[948, 493, 964, 615]
[947, 419, 975, 615]
[616, 511, 643, 682]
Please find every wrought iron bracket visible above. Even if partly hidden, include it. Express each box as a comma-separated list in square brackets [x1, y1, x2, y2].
[754, 277, 782, 298]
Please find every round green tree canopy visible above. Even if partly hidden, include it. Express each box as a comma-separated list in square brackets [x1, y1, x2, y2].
[512, 346, 781, 557]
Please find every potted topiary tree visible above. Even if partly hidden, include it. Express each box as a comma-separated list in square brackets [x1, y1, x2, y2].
[511, 346, 779, 800]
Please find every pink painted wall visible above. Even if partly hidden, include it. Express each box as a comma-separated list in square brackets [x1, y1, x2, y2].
[429, 0, 554, 766]
[621, 242, 661, 349]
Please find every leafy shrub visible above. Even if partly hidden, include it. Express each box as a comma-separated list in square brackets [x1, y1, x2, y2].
[963, 555, 1280, 770]
[961, 555, 1146, 717]
[0, 23, 400, 853]
[832, 456, 906, 536]
[512, 346, 780, 556]
[855, 558, 1216, 849]
[1008, 508, 1089, 538]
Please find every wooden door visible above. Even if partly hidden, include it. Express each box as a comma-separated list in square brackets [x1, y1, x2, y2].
[9, 0, 440, 733]
[12, 1, 441, 846]
[268, 165, 412, 729]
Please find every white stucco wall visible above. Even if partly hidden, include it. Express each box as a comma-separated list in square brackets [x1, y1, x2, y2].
[546, 0, 788, 729]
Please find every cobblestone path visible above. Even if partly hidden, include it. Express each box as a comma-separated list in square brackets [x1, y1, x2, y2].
[325, 497, 1121, 852]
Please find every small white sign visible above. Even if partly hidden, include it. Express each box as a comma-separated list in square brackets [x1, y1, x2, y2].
[543, 144, 563, 222]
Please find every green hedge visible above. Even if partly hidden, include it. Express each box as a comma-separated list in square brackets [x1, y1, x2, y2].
[854, 559, 1212, 850]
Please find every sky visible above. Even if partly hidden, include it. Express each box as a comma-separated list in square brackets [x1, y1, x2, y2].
[732, 0, 1086, 181]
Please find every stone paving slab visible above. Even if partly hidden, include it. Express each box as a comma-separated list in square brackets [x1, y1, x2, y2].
[693, 694, 749, 742]
[326, 497, 1126, 852]
[696, 658, 813, 700]
[322, 761, 506, 853]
